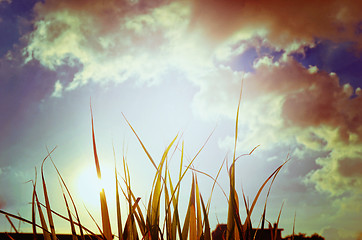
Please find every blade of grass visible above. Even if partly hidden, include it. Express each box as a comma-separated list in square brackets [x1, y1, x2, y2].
[61, 191, 78, 240]
[227, 80, 243, 240]
[91, 106, 112, 240]
[188, 166, 228, 202]
[165, 129, 215, 228]
[5, 233, 16, 240]
[164, 170, 172, 240]
[32, 178, 38, 240]
[84, 205, 106, 240]
[194, 174, 202, 239]
[100, 189, 113, 240]
[122, 113, 157, 171]
[46, 147, 86, 240]
[147, 135, 177, 239]
[5, 215, 19, 233]
[167, 172, 181, 240]
[292, 211, 296, 240]
[0, 210, 49, 233]
[189, 174, 197, 240]
[36, 202, 100, 237]
[200, 195, 211, 240]
[40, 148, 57, 240]
[241, 186, 252, 240]
[34, 191, 51, 240]
[248, 159, 290, 217]
[119, 161, 147, 237]
[122, 198, 141, 240]
[206, 154, 227, 214]
[113, 146, 123, 240]
[273, 201, 284, 240]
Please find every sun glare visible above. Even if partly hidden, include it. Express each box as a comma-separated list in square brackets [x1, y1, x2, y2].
[76, 165, 116, 207]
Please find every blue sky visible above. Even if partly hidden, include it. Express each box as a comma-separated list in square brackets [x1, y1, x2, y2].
[1, 1, 362, 239]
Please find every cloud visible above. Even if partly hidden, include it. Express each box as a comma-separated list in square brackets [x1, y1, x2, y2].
[51, 80, 63, 97]
[22, 0, 362, 200]
[24, 0, 216, 90]
[23, 0, 362, 100]
[188, 0, 362, 51]
[0, 0, 11, 4]
[338, 157, 362, 177]
[191, 46, 362, 200]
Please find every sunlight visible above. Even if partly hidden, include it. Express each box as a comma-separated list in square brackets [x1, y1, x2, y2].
[76, 165, 116, 207]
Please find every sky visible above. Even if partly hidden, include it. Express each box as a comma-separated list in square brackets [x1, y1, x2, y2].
[0, 0, 361, 239]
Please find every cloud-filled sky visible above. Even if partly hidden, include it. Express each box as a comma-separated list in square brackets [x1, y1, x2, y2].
[1, 0, 361, 239]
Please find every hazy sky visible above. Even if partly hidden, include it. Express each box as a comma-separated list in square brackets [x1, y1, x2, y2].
[1, 0, 362, 239]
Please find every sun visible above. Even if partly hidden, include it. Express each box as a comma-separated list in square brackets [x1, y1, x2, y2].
[76, 164, 116, 207]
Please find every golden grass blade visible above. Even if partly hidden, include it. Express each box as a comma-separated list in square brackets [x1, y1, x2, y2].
[226, 177, 236, 240]
[47, 146, 86, 240]
[122, 158, 138, 240]
[53, 173, 85, 240]
[119, 175, 147, 237]
[5, 233, 16, 240]
[5, 215, 19, 233]
[181, 184, 193, 240]
[147, 135, 177, 239]
[122, 197, 141, 240]
[91, 108, 112, 240]
[206, 155, 227, 214]
[189, 175, 197, 240]
[167, 172, 181, 240]
[188, 166, 228, 203]
[34, 191, 51, 240]
[227, 81, 243, 240]
[122, 113, 157, 171]
[149, 174, 162, 239]
[194, 175, 202, 239]
[123, 114, 179, 239]
[169, 141, 184, 240]
[84, 206, 106, 240]
[36, 202, 99, 237]
[32, 180, 38, 240]
[113, 145, 123, 240]
[90, 105, 102, 179]
[40, 149, 57, 240]
[164, 173, 172, 240]
[273, 201, 284, 240]
[257, 159, 285, 240]
[122, 157, 144, 240]
[200, 195, 211, 240]
[292, 211, 296, 240]
[248, 159, 289, 219]
[62, 192, 78, 240]
[241, 186, 252, 240]
[100, 189, 113, 240]
[0, 210, 48, 233]
[165, 130, 214, 227]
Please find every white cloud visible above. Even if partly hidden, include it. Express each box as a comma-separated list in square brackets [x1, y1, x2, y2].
[24, 1, 216, 91]
[51, 80, 63, 97]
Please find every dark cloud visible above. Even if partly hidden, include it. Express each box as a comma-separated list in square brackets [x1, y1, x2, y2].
[338, 157, 362, 177]
[189, 0, 362, 49]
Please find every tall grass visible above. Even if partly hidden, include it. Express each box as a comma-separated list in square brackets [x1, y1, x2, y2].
[0, 93, 289, 240]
